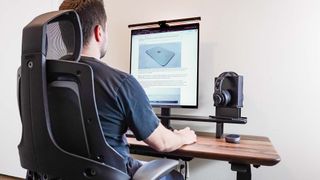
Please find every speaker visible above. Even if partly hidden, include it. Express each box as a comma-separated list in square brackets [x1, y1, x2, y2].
[213, 72, 243, 108]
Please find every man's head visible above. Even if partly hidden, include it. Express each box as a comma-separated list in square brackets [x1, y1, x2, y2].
[60, 0, 108, 58]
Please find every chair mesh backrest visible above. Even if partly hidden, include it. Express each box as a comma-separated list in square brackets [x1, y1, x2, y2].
[46, 20, 75, 60]
[47, 80, 90, 158]
[44, 12, 127, 172]
[44, 14, 89, 157]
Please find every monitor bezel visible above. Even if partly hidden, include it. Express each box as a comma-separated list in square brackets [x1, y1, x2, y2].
[129, 23, 200, 109]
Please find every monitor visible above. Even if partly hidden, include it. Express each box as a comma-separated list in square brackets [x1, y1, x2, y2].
[130, 23, 199, 108]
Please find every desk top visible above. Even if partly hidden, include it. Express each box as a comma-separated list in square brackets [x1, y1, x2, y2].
[127, 132, 280, 166]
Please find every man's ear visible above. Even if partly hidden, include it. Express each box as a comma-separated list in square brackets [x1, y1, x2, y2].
[93, 24, 103, 42]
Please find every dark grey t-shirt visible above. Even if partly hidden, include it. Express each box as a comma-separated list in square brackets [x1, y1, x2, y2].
[80, 56, 159, 162]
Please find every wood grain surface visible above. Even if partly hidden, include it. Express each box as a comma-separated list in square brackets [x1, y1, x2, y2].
[127, 132, 280, 166]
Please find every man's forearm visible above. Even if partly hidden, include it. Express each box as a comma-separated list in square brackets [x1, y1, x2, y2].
[144, 123, 196, 152]
[160, 128, 185, 152]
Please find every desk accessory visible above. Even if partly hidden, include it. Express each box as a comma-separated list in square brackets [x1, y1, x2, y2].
[225, 134, 241, 144]
[210, 71, 247, 138]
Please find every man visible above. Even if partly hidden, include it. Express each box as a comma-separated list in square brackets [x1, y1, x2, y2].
[59, 0, 197, 178]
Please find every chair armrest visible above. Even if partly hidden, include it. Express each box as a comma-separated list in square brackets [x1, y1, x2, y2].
[133, 159, 179, 180]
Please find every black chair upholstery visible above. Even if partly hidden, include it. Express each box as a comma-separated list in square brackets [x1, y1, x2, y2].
[17, 10, 178, 180]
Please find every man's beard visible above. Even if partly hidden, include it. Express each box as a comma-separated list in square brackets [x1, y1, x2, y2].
[100, 47, 107, 58]
[100, 39, 107, 58]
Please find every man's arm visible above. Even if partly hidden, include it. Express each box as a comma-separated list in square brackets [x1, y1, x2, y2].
[116, 75, 196, 151]
[144, 123, 197, 152]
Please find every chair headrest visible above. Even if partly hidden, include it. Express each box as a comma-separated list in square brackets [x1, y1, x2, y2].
[22, 10, 82, 62]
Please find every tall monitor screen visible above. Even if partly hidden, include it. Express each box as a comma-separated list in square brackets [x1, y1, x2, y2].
[130, 23, 199, 108]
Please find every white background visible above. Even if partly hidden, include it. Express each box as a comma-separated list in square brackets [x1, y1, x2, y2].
[1, 0, 320, 179]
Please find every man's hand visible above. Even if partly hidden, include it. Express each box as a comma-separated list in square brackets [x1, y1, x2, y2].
[144, 124, 197, 152]
[173, 127, 197, 145]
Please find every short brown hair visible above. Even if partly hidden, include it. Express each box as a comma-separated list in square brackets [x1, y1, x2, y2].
[59, 0, 107, 46]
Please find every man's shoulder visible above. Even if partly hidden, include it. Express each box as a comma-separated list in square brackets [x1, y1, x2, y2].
[80, 56, 130, 80]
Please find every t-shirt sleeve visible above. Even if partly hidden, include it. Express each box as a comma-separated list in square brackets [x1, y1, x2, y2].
[116, 75, 159, 141]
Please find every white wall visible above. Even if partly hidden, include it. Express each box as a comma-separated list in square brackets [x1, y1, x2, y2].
[1, 0, 320, 179]
[0, 0, 62, 177]
[104, 0, 320, 179]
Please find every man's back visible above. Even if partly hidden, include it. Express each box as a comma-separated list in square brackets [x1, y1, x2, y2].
[80, 56, 159, 162]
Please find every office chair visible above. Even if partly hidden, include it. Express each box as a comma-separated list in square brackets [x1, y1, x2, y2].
[17, 10, 178, 180]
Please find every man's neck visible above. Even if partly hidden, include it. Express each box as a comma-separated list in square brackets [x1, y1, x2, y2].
[81, 44, 100, 60]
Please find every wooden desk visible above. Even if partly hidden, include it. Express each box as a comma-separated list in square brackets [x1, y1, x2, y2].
[127, 132, 280, 180]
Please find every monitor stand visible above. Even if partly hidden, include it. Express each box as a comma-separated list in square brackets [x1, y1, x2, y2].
[157, 107, 247, 138]
[160, 108, 171, 129]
